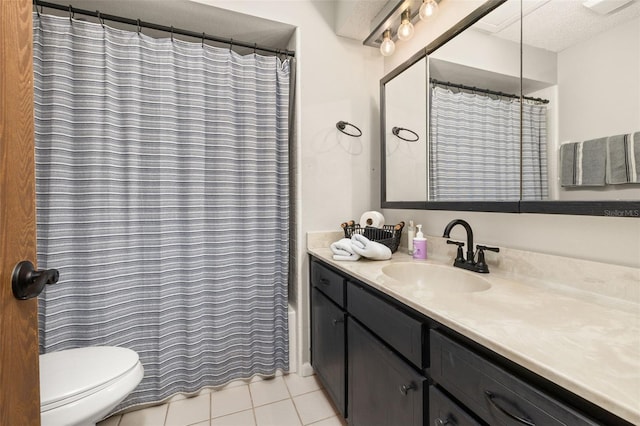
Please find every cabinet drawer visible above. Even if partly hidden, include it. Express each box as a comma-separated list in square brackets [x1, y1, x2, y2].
[311, 260, 345, 307]
[430, 331, 599, 426]
[430, 386, 482, 426]
[347, 282, 425, 369]
[348, 319, 425, 426]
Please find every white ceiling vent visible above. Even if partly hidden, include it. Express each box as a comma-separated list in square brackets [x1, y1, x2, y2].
[474, 0, 550, 33]
[582, 0, 634, 15]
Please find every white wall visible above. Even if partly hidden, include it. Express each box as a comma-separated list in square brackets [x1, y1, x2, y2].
[385, 58, 427, 201]
[557, 16, 640, 200]
[383, 0, 640, 268]
[198, 0, 384, 372]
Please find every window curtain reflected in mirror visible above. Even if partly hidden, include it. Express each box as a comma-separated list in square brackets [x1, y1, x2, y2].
[429, 86, 547, 201]
[33, 13, 290, 411]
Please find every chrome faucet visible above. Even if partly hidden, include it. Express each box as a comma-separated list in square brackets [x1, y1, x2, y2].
[442, 219, 499, 273]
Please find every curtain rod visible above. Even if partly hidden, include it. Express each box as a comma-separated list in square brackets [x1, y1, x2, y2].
[430, 78, 549, 104]
[34, 0, 296, 58]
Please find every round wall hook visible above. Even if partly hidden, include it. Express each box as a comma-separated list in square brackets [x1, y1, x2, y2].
[336, 121, 362, 137]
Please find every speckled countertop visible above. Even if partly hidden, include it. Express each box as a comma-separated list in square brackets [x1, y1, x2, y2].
[308, 233, 640, 425]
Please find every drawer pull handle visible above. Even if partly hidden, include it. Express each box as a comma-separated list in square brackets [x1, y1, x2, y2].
[485, 391, 535, 426]
[320, 278, 330, 285]
[399, 383, 416, 395]
[331, 318, 344, 326]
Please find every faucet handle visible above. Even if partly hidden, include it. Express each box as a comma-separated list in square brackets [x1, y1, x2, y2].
[446, 240, 465, 263]
[475, 245, 499, 273]
[476, 245, 500, 253]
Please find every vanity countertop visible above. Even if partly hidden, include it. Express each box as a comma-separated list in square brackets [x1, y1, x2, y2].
[308, 246, 640, 425]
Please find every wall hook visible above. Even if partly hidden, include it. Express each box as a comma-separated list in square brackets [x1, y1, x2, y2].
[336, 121, 362, 138]
[392, 126, 419, 142]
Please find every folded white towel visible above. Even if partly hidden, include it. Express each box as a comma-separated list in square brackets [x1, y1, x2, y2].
[330, 238, 361, 261]
[350, 234, 392, 261]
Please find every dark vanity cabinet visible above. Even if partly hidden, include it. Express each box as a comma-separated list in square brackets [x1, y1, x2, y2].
[430, 331, 599, 426]
[347, 281, 427, 426]
[309, 256, 629, 426]
[310, 260, 347, 416]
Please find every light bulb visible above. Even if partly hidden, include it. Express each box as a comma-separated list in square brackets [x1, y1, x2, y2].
[380, 29, 395, 56]
[419, 0, 439, 20]
[397, 10, 414, 41]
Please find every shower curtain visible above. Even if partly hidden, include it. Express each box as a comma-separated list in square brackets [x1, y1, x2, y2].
[429, 86, 548, 201]
[33, 13, 290, 410]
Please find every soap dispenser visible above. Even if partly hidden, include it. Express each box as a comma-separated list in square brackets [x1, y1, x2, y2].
[412, 225, 427, 260]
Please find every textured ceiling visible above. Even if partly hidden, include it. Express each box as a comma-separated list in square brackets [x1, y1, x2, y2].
[480, 0, 640, 52]
[335, 0, 391, 41]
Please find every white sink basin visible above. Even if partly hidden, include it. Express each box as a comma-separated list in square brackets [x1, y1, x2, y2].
[381, 262, 491, 293]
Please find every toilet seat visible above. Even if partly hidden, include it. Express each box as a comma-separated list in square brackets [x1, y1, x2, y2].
[40, 346, 143, 422]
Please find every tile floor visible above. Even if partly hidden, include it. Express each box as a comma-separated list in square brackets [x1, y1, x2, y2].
[97, 373, 347, 426]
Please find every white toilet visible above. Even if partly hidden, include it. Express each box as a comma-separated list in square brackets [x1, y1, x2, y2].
[40, 346, 144, 426]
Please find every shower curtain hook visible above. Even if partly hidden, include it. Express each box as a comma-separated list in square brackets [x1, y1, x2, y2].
[137, 19, 142, 34]
[97, 11, 105, 28]
[170, 26, 174, 42]
[68, 5, 74, 24]
[202, 32, 206, 47]
[254, 43, 257, 55]
[229, 38, 233, 53]
[34, 0, 40, 17]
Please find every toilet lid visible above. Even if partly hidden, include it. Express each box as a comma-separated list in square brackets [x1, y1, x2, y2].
[40, 346, 140, 411]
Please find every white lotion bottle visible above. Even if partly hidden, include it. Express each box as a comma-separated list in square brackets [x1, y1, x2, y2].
[407, 220, 415, 255]
[413, 225, 427, 260]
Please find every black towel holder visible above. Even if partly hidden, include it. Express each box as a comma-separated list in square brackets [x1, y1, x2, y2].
[336, 121, 362, 137]
[392, 126, 419, 142]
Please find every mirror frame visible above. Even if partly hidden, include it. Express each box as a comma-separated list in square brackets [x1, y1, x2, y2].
[380, 0, 640, 217]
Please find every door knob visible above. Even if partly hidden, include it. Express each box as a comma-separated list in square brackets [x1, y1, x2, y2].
[12, 260, 59, 300]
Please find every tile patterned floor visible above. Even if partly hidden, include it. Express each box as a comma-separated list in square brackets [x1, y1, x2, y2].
[97, 374, 347, 426]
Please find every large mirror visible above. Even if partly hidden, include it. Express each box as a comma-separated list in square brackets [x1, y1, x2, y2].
[381, 0, 640, 216]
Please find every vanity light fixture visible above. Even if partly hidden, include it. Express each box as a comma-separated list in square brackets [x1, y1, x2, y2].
[397, 9, 415, 41]
[419, 0, 439, 20]
[380, 29, 396, 56]
[364, 0, 443, 56]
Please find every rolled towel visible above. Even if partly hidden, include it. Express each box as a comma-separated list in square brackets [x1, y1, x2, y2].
[350, 234, 392, 261]
[606, 132, 639, 184]
[330, 238, 361, 261]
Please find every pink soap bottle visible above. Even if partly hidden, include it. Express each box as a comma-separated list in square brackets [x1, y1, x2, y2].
[412, 225, 427, 260]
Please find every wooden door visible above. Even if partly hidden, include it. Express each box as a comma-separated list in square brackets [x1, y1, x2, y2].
[0, 0, 41, 425]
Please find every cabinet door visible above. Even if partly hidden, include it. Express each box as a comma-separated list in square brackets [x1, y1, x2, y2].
[348, 319, 425, 426]
[311, 288, 346, 416]
[430, 385, 482, 426]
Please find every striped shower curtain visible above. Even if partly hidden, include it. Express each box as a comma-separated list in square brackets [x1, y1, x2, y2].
[429, 86, 548, 201]
[33, 13, 290, 410]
